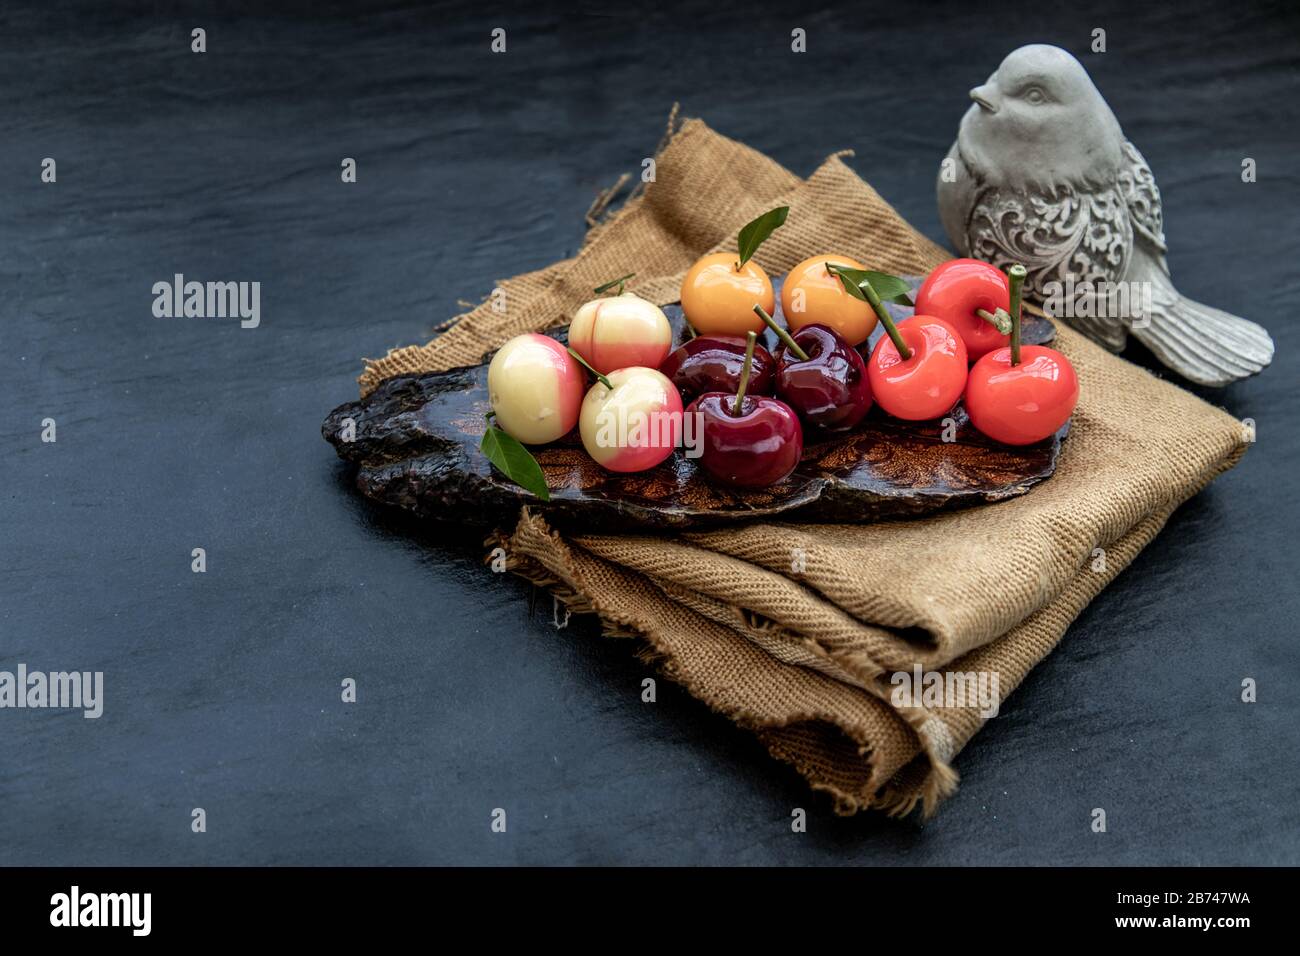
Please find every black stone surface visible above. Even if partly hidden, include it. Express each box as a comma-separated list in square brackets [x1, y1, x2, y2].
[2, 0, 1297, 865]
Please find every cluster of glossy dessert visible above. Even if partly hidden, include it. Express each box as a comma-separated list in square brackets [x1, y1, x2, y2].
[484, 211, 1080, 499]
[876, 258, 1080, 445]
[669, 250, 1079, 474]
[487, 281, 683, 475]
[659, 320, 873, 487]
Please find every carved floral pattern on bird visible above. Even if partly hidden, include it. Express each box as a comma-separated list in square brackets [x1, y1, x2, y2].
[938, 44, 1273, 386]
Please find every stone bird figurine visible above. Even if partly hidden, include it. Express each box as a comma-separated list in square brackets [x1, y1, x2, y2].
[938, 44, 1273, 386]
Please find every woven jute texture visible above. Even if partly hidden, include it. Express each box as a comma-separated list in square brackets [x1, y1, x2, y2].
[357, 116, 1248, 816]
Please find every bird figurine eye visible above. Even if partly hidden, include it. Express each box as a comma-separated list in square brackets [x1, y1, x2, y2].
[1024, 86, 1047, 104]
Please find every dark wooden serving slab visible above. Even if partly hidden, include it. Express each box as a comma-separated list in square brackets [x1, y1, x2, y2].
[323, 278, 1064, 531]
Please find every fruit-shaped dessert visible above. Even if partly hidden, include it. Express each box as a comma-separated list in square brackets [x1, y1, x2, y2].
[755, 306, 871, 432]
[849, 276, 968, 421]
[487, 333, 586, 444]
[914, 258, 1013, 360]
[688, 332, 803, 488]
[867, 317, 968, 421]
[780, 253, 878, 347]
[578, 366, 683, 473]
[569, 275, 673, 376]
[964, 265, 1080, 445]
[659, 334, 775, 403]
[680, 207, 787, 336]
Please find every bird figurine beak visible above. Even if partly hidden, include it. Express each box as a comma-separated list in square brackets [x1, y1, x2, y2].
[970, 84, 999, 113]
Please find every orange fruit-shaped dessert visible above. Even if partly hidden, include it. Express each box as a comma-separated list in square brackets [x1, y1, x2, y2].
[679, 206, 789, 337]
[780, 253, 879, 347]
[680, 253, 774, 337]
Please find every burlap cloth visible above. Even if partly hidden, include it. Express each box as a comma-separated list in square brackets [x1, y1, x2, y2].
[357, 115, 1248, 816]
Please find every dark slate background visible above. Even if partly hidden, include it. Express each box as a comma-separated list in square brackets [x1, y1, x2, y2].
[2, 0, 1297, 865]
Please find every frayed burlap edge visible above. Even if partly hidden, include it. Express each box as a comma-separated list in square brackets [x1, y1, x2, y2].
[488, 509, 960, 817]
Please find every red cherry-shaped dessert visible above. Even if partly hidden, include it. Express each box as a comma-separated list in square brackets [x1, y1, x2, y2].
[966, 347, 1078, 444]
[659, 334, 775, 403]
[965, 264, 1079, 445]
[758, 309, 871, 431]
[841, 272, 967, 421]
[915, 258, 1013, 360]
[688, 332, 803, 488]
[866, 314, 968, 421]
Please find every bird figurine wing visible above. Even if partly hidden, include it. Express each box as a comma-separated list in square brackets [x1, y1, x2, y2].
[1117, 144, 1274, 385]
[1117, 140, 1168, 271]
[966, 180, 1133, 351]
[1125, 249, 1274, 385]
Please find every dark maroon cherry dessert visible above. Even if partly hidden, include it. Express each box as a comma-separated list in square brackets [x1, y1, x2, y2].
[686, 332, 803, 488]
[659, 334, 775, 403]
[773, 322, 872, 432]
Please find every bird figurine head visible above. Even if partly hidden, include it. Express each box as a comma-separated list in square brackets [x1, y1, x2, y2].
[938, 44, 1273, 387]
[959, 44, 1123, 194]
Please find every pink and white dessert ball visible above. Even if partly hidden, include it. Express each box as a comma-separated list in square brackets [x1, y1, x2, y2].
[579, 367, 683, 473]
[487, 334, 585, 445]
[569, 293, 673, 376]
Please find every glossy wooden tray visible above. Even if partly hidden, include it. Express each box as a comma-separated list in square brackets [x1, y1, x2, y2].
[323, 278, 1064, 531]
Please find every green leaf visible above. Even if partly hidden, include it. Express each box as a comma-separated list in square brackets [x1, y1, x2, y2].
[480, 426, 551, 501]
[594, 272, 635, 295]
[735, 206, 789, 267]
[828, 265, 915, 307]
[862, 270, 914, 306]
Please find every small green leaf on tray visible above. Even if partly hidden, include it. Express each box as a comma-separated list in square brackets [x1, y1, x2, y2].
[828, 264, 915, 306]
[594, 272, 635, 295]
[736, 206, 789, 267]
[480, 426, 551, 501]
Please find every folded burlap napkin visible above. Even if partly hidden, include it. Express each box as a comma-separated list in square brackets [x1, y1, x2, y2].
[357, 114, 1249, 816]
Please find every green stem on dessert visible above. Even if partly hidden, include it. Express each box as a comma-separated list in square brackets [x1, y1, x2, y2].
[753, 304, 808, 361]
[566, 346, 612, 390]
[975, 307, 1012, 335]
[1007, 264, 1027, 366]
[860, 279, 911, 360]
[733, 331, 757, 417]
[593, 272, 636, 295]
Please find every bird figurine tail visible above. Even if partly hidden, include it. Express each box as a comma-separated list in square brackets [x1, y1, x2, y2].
[1127, 259, 1274, 387]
